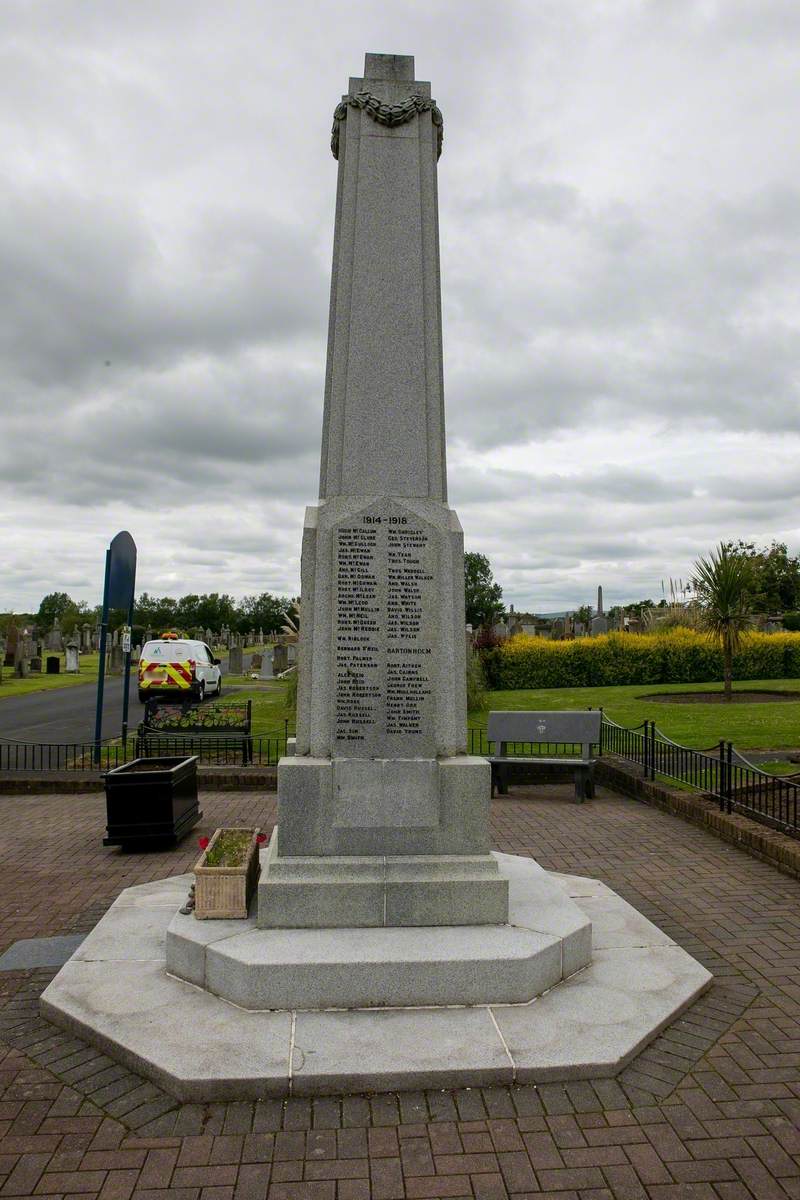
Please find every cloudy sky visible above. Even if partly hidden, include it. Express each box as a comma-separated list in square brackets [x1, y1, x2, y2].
[2, 0, 798, 614]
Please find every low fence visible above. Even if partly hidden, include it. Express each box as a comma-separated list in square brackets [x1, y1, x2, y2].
[3, 716, 798, 840]
[600, 714, 800, 839]
[0, 723, 292, 772]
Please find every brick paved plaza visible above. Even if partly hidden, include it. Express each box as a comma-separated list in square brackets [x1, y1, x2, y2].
[0, 783, 798, 1199]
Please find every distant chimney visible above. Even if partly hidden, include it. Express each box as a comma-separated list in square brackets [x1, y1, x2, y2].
[597, 585, 603, 616]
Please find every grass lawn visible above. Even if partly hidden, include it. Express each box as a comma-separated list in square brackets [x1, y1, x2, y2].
[0, 652, 102, 699]
[470, 678, 800, 751]
[229, 681, 294, 735]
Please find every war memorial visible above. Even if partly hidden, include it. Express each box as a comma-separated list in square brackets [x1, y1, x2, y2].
[41, 54, 710, 1098]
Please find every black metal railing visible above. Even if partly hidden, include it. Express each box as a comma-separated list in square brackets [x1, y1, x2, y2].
[466, 727, 596, 759]
[3, 717, 798, 839]
[600, 714, 800, 838]
[0, 723, 293, 772]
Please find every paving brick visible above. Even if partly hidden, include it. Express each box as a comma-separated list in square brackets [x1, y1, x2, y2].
[2, 787, 800, 1200]
[0, 1150, 52, 1196]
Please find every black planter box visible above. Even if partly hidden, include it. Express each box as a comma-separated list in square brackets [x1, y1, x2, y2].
[103, 756, 202, 848]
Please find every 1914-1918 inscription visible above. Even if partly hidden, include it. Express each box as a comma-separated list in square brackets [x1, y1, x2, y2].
[334, 509, 435, 754]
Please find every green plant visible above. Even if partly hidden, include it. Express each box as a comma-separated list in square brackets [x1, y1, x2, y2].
[486, 628, 800, 691]
[202, 829, 255, 867]
[692, 544, 753, 701]
[284, 666, 298, 714]
[466, 653, 486, 713]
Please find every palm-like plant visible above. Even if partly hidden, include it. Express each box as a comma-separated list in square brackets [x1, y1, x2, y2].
[692, 544, 753, 701]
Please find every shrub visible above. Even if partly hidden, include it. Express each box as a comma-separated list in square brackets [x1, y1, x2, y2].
[466, 653, 486, 713]
[488, 629, 800, 690]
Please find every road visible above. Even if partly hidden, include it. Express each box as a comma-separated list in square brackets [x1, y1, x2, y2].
[0, 652, 250, 745]
[0, 676, 146, 745]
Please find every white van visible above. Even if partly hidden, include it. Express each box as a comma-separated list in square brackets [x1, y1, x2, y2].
[138, 638, 223, 703]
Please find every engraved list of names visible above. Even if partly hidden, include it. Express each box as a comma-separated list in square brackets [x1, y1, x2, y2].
[334, 510, 436, 755]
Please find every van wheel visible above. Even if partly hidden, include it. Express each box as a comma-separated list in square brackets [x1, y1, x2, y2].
[195, 682, 205, 703]
[215, 681, 223, 698]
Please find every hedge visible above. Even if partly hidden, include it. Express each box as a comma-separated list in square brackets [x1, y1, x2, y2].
[481, 628, 800, 690]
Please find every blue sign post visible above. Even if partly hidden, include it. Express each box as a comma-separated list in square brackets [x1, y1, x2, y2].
[93, 532, 137, 765]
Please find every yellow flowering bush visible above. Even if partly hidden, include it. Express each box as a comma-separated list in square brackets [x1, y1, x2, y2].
[482, 628, 800, 690]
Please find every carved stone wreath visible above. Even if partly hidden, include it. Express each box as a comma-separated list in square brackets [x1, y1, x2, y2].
[331, 90, 444, 160]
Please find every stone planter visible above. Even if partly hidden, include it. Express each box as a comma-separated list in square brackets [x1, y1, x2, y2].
[193, 827, 262, 919]
[103, 756, 201, 848]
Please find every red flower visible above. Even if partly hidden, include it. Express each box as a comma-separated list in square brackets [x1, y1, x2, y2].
[256, 833, 267, 845]
[198, 836, 210, 850]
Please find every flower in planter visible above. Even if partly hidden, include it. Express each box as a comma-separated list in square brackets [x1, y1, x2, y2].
[256, 832, 267, 845]
[198, 836, 210, 850]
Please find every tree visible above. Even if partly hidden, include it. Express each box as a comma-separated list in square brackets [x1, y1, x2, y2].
[464, 552, 503, 629]
[36, 592, 75, 629]
[236, 593, 293, 636]
[723, 540, 800, 612]
[692, 543, 753, 701]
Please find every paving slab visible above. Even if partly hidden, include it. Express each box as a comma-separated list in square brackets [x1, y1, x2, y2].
[0, 934, 86, 971]
[40, 959, 292, 1100]
[292, 1006, 512, 1094]
[492, 944, 712, 1081]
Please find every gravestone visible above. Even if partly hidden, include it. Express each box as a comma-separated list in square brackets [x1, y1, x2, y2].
[259, 648, 274, 679]
[251, 653, 263, 671]
[4, 625, 18, 668]
[259, 53, 506, 930]
[65, 640, 80, 673]
[82, 623, 92, 651]
[272, 643, 288, 674]
[590, 584, 609, 636]
[30, 656, 42, 672]
[46, 620, 64, 653]
[108, 644, 123, 674]
[46, 656, 60, 674]
[228, 644, 244, 674]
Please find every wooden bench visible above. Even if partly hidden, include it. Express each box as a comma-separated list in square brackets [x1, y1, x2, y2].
[487, 710, 601, 803]
[137, 699, 253, 765]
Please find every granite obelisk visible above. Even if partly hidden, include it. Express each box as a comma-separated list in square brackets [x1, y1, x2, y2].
[258, 53, 508, 928]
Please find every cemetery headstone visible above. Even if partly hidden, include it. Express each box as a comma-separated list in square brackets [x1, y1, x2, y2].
[108, 644, 123, 674]
[259, 53, 506, 930]
[272, 644, 288, 674]
[259, 648, 274, 679]
[82, 623, 92, 651]
[251, 653, 263, 671]
[30, 656, 42, 672]
[46, 656, 60, 674]
[4, 624, 19, 668]
[47, 619, 64, 652]
[65, 640, 80, 673]
[228, 644, 244, 674]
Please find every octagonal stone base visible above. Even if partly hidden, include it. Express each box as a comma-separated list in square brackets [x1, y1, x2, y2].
[166, 852, 590, 1009]
[39, 854, 712, 1100]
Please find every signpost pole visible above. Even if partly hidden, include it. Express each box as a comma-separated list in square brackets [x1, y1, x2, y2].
[120, 600, 134, 752]
[93, 549, 112, 767]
